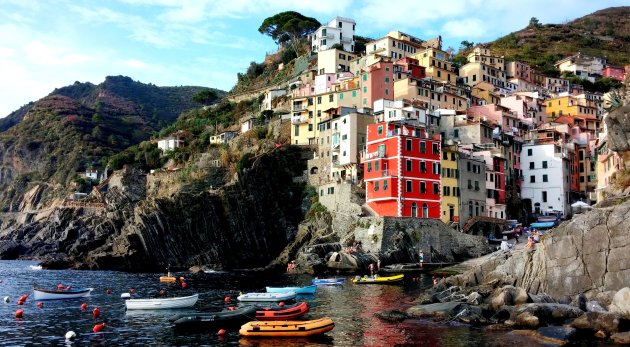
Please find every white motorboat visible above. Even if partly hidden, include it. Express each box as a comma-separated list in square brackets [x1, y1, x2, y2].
[125, 294, 199, 310]
[33, 287, 93, 300]
[29, 265, 43, 270]
[237, 291, 296, 302]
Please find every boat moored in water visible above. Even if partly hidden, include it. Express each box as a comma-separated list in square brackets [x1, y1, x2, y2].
[311, 278, 345, 285]
[125, 294, 199, 310]
[352, 274, 404, 284]
[33, 287, 93, 300]
[237, 292, 296, 302]
[265, 285, 316, 295]
[239, 317, 335, 337]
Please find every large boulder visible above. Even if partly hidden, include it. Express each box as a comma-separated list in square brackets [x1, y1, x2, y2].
[570, 312, 630, 334]
[490, 285, 528, 310]
[610, 287, 630, 317]
[406, 301, 462, 320]
[612, 331, 630, 345]
[513, 303, 584, 327]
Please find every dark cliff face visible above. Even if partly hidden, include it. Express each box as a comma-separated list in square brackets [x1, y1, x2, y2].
[0, 146, 307, 272]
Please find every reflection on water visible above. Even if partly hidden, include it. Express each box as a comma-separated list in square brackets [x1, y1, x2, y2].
[0, 260, 549, 346]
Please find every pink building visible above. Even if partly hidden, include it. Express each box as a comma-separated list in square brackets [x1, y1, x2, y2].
[506, 61, 531, 82]
[360, 61, 394, 109]
[602, 66, 626, 81]
[500, 94, 547, 127]
[314, 72, 354, 94]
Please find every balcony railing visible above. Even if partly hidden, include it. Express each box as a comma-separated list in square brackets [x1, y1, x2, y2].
[291, 115, 308, 124]
[292, 104, 307, 111]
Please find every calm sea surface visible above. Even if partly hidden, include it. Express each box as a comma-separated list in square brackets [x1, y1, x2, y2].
[0, 260, 600, 346]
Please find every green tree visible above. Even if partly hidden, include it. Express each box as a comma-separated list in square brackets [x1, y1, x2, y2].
[528, 17, 542, 29]
[460, 40, 474, 51]
[258, 11, 320, 54]
[192, 89, 218, 106]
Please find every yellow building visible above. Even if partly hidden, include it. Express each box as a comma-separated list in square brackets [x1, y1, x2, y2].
[441, 146, 460, 225]
[471, 82, 501, 105]
[545, 95, 598, 119]
[412, 48, 456, 84]
[467, 46, 505, 71]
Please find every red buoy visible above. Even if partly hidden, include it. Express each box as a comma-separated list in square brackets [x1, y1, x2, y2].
[17, 300, 24, 306]
[224, 296, 230, 303]
[92, 323, 105, 332]
[81, 303, 87, 311]
[129, 289, 136, 294]
[93, 308, 101, 319]
[105, 289, 111, 295]
[278, 302, 285, 307]
[159, 290, 165, 296]
[15, 309, 24, 318]
[57, 284, 64, 290]
[37, 302, 43, 308]
[227, 306, 234, 311]
[19, 295, 28, 302]
[181, 282, 187, 289]
[217, 329, 226, 336]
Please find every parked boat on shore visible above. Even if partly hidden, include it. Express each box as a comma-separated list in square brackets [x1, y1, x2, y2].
[33, 287, 93, 300]
[125, 294, 198, 310]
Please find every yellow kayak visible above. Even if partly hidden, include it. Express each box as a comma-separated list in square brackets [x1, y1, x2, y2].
[352, 274, 404, 284]
[239, 318, 335, 337]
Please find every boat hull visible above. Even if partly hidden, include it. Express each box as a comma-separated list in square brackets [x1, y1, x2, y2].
[256, 302, 309, 321]
[160, 276, 177, 283]
[352, 274, 404, 284]
[172, 306, 258, 329]
[33, 288, 93, 300]
[237, 292, 296, 302]
[266, 285, 316, 295]
[125, 294, 199, 310]
[311, 278, 345, 285]
[240, 317, 335, 337]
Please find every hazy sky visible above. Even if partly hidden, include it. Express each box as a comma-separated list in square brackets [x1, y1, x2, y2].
[0, 0, 627, 117]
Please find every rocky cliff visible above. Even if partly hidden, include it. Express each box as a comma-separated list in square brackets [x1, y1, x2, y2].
[0, 145, 307, 271]
[444, 199, 630, 299]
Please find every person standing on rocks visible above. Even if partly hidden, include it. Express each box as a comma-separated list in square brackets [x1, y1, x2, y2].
[369, 263, 375, 277]
[377, 258, 381, 272]
[419, 251, 424, 268]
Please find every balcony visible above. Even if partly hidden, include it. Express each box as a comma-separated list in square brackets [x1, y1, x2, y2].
[291, 115, 308, 124]
[292, 104, 307, 111]
[341, 37, 353, 44]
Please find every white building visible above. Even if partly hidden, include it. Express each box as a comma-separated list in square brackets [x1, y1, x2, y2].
[210, 131, 238, 145]
[366, 31, 431, 60]
[373, 99, 427, 126]
[555, 53, 606, 83]
[85, 169, 99, 181]
[316, 48, 356, 74]
[520, 143, 572, 218]
[330, 111, 374, 183]
[260, 88, 287, 111]
[157, 137, 184, 152]
[310, 17, 355, 53]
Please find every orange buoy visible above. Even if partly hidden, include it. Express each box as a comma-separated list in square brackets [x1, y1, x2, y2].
[37, 302, 43, 308]
[217, 329, 226, 336]
[129, 289, 136, 294]
[93, 308, 101, 319]
[81, 303, 87, 311]
[105, 289, 112, 295]
[15, 309, 24, 318]
[224, 296, 230, 303]
[92, 323, 105, 332]
[181, 282, 187, 288]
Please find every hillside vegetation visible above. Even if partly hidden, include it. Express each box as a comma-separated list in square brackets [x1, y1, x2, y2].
[489, 7, 630, 75]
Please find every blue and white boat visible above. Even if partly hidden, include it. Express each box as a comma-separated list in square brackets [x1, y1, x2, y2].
[266, 285, 317, 295]
[311, 278, 345, 285]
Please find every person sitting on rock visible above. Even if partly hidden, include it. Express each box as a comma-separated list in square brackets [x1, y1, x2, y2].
[527, 236, 535, 249]
[533, 230, 541, 243]
[368, 263, 375, 277]
[500, 236, 510, 251]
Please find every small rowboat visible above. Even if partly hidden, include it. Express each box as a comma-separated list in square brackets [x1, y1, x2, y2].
[312, 278, 345, 285]
[171, 306, 257, 329]
[256, 302, 309, 321]
[125, 294, 198, 310]
[160, 276, 177, 283]
[352, 274, 404, 284]
[237, 292, 296, 302]
[266, 285, 317, 295]
[33, 287, 93, 300]
[240, 317, 335, 337]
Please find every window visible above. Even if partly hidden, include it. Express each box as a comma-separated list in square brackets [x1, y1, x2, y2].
[420, 142, 426, 153]
[467, 162, 471, 172]
[385, 77, 390, 83]
[294, 125, 299, 136]
[329, 94, 334, 102]
[543, 174, 548, 182]
[420, 161, 426, 173]
[542, 191, 547, 202]
[317, 96, 322, 104]
[377, 126, 383, 135]
[308, 124, 313, 131]
[454, 129, 459, 138]
[406, 160, 412, 171]
[529, 162, 534, 169]
[530, 175, 535, 183]
[433, 143, 439, 155]
[433, 182, 439, 195]
[443, 151, 448, 160]
[383, 180, 388, 191]
[528, 148, 532, 156]
[363, 73, 367, 81]
[375, 161, 380, 171]
[406, 139, 412, 151]
[542, 161, 548, 169]
[474, 181, 479, 191]
[406, 180, 412, 192]
[374, 181, 380, 192]
[443, 186, 450, 196]
[420, 182, 426, 193]
[468, 179, 472, 189]
[352, 90, 357, 97]
[367, 163, 372, 172]
[433, 163, 440, 175]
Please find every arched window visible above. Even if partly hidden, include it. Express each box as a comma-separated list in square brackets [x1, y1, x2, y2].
[411, 202, 418, 218]
[422, 203, 428, 218]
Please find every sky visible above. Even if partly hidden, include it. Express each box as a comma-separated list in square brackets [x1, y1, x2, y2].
[1, 0, 628, 117]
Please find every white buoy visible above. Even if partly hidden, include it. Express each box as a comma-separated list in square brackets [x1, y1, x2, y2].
[120, 293, 131, 299]
[3, 296, 8, 303]
[65, 331, 76, 340]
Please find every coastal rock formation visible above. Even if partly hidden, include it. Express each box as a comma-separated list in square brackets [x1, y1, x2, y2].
[0, 146, 307, 271]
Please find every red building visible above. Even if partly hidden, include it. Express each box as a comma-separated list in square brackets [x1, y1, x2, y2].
[493, 156, 506, 204]
[602, 66, 626, 81]
[364, 121, 441, 218]
[394, 57, 426, 80]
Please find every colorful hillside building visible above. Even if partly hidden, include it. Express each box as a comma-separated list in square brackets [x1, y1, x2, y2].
[364, 122, 441, 218]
